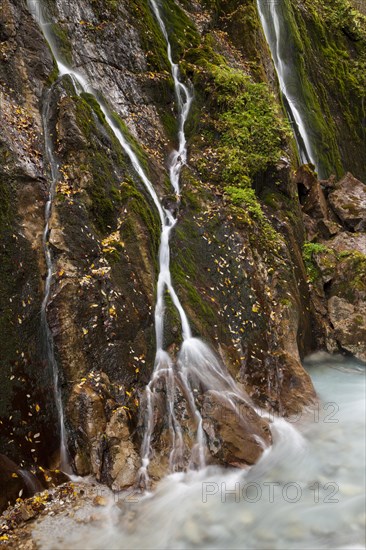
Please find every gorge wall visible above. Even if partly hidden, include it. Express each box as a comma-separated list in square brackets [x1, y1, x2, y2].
[0, 0, 365, 507]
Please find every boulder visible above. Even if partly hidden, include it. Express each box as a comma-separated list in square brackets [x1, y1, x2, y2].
[299, 169, 366, 363]
[106, 407, 140, 490]
[328, 296, 366, 362]
[303, 182, 329, 221]
[327, 232, 366, 256]
[0, 454, 24, 513]
[316, 219, 341, 239]
[68, 381, 107, 477]
[294, 166, 329, 220]
[328, 173, 366, 231]
[201, 391, 272, 467]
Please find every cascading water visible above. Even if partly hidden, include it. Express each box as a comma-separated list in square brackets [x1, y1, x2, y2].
[21, 4, 366, 550]
[138, 0, 204, 483]
[28, 0, 262, 485]
[139, 0, 262, 483]
[40, 88, 71, 473]
[148, 0, 193, 197]
[18, 469, 44, 496]
[256, 0, 322, 176]
[27, 0, 205, 481]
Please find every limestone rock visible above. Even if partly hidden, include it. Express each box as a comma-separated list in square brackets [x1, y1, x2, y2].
[106, 407, 140, 490]
[110, 443, 140, 491]
[328, 173, 366, 231]
[68, 382, 107, 477]
[328, 296, 366, 362]
[201, 392, 272, 467]
[299, 170, 366, 363]
[0, 0, 332, 487]
[327, 232, 366, 255]
[295, 166, 328, 220]
[316, 219, 341, 239]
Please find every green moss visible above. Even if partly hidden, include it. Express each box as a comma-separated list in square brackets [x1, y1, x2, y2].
[50, 23, 73, 65]
[46, 59, 60, 86]
[302, 242, 328, 282]
[224, 186, 264, 220]
[69, 95, 126, 233]
[284, 0, 366, 178]
[69, 86, 163, 242]
[170, 253, 216, 329]
[90, 0, 119, 17]
[200, 0, 269, 80]
[74, 97, 95, 141]
[120, 183, 161, 258]
[160, 110, 178, 142]
[129, 0, 169, 71]
[169, 221, 218, 329]
[339, 251, 366, 290]
[109, 112, 150, 174]
[80, 93, 106, 124]
[159, 0, 200, 60]
[186, 35, 290, 188]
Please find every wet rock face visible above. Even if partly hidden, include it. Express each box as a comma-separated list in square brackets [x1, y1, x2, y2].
[67, 373, 140, 490]
[0, 455, 24, 513]
[0, 0, 61, 469]
[4, 0, 355, 494]
[296, 168, 366, 363]
[328, 297, 366, 362]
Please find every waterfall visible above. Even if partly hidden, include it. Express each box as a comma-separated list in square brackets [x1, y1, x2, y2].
[28, 0, 266, 485]
[137, 0, 257, 484]
[256, 0, 321, 176]
[27, 357, 366, 550]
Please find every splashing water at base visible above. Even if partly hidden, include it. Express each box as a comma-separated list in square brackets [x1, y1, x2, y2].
[32, 354, 365, 550]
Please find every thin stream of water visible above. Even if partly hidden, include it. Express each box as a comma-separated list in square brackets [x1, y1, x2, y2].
[40, 88, 71, 473]
[256, 0, 321, 175]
